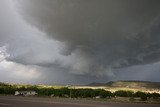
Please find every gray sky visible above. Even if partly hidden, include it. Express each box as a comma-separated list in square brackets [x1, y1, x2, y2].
[0, 0, 160, 85]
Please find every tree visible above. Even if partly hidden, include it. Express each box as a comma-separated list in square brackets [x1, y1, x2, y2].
[114, 90, 133, 97]
[135, 91, 147, 101]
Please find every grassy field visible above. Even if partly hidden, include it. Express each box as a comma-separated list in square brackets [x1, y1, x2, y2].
[75, 81, 160, 94]
[74, 86, 160, 94]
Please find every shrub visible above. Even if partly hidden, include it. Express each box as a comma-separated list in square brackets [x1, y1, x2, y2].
[134, 91, 147, 101]
[99, 90, 112, 98]
[151, 93, 160, 100]
[114, 90, 133, 97]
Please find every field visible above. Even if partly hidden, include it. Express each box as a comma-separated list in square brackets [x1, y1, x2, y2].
[76, 81, 160, 94]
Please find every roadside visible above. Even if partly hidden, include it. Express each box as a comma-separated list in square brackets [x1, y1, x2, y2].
[0, 95, 160, 107]
[0, 95, 160, 105]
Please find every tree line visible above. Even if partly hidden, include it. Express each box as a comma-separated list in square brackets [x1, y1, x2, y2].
[0, 83, 160, 101]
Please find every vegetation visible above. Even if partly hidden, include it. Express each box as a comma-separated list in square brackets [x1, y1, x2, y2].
[134, 91, 148, 101]
[89, 80, 160, 89]
[114, 90, 134, 97]
[0, 82, 160, 102]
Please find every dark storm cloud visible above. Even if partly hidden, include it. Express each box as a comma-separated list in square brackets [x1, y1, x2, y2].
[1, 0, 160, 85]
[15, 0, 160, 76]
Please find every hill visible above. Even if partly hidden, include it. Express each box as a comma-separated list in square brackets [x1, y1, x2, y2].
[88, 80, 160, 89]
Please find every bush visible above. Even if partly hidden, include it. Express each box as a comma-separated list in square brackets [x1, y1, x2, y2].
[134, 91, 147, 101]
[99, 90, 112, 98]
[147, 93, 152, 99]
[151, 93, 160, 100]
[114, 90, 133, 97]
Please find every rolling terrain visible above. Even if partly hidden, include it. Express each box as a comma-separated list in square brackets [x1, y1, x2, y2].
[1, 80, 160, 94]
[77, 81, 160, 93]
[88, 81, 160, 89]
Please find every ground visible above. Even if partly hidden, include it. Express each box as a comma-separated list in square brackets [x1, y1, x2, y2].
[0, 96, 159, 107]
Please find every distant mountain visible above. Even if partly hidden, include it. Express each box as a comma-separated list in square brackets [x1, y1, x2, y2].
[87, 80, 160, 89]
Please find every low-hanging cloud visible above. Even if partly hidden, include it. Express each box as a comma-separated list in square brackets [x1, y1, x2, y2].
[14, 0, 160, 76]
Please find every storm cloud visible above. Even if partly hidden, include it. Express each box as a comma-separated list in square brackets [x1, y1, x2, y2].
[0, 0, 160, 84]
[15, 0, 160, 74]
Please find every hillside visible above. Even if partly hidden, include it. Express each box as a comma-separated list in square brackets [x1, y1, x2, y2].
[88, 81, 160, 89]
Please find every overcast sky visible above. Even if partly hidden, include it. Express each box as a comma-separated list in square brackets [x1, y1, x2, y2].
[0, 0, 160, 85]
